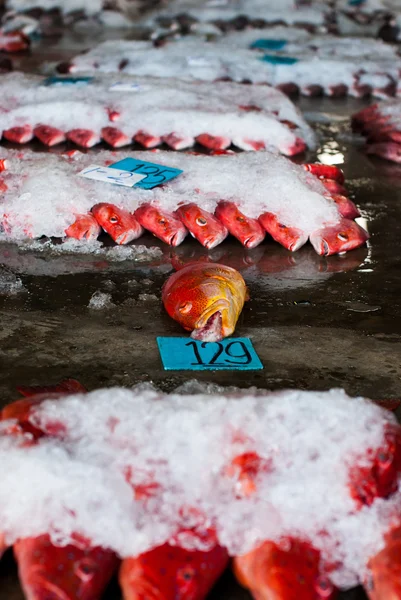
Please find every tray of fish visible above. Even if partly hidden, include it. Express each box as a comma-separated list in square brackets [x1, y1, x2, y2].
[0, 72, 315, 154]
[352, 99, 401, 163]
[0, 149, 368, 255]
[0, 383, 400, 600]
[61, 37, 401, 99]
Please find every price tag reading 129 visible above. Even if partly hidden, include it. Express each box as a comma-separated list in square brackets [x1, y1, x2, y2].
[157, 337, 263, 371]
[110, 158, 183, 190]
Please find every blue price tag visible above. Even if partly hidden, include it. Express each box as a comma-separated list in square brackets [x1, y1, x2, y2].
[260, 55, 299, 65]
[157, 337, 263, 371]
[43, 76, 94, 86]
[250, 39, 287, 50]
[349, 0, 366, 5]
[110, 158, 183, 190]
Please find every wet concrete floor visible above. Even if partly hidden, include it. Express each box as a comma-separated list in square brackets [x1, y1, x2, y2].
[0, 35, 401, 600]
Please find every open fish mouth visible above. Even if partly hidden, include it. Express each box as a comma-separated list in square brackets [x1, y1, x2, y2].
[191, 311, 223, 342]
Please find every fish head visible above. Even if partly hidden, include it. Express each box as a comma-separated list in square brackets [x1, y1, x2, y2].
[135, 204, 188, 246]
[65, 214, 100, 242]
[366, 525, 401, 600]
[162, 263, 246, 341]
[310, 218, 369, 256]
[14, 535, 118, 600]
[234, 538, 336, 600]
[1, 393, 66, 440]
[120, 543, 228, 600]
[215, 201, 265, 248]
[91, 203, 143, 245]
[176, 203, 228, 249]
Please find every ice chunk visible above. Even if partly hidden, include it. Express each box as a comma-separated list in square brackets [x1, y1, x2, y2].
[0, 386, 399, 591]
[88, 290, 114, 309]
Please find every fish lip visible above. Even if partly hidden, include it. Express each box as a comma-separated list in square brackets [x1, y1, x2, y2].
[194, 298, 231, 332]
[169, 230, 186, 247]
[191, 311, 224, 342]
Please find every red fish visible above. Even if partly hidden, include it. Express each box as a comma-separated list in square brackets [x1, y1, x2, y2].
[309, 218, 369, 256]
[163, 133, 195, 150]
[348, 423, 401, 509]
[259, 212, 308, 252]
[330, 194, 360, 220]
[3, 125, 33, 144]
[16, 379, 86, 398]
[233, 538, 337, 600]
[366, 142, 401, 164]
[0, 158, 9, 172]
[66, 129, 100, 148]
[162, 262, 247, 341]
[34, 125, 66, 147]
[134, 131, 162, 149]
[135, 204, 188, 246]
[101, 127, 131, 148]
[196, 134, 231, 151]
[92, 203, 144, 245]
[303, 163, 345, 184]
[175, 203, 228, 249]
[215, 201, 265, 249]
[120, 542, 229, 600]
[14, 535, 119, 600]
[65, 214, 101, 242]
[320, 178, 348, 196]
[366, 525, 401, 600]
[0, 32, 30, 53]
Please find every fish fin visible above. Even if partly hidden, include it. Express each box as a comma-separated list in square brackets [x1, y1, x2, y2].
[16, 379, 86, 398]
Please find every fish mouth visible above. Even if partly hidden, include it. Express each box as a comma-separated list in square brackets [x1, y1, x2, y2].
[191, 298, 231, 342]
[191, 311, 223, 342]
[169, 230, 187, 247]
[27, 576, 71, 600]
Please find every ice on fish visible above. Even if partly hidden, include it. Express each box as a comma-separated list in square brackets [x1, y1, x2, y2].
[0, 386, 399, 590]
[0, 148, 341, 242]
[0, 72, 314, 154]
[66, 38, 401, 98]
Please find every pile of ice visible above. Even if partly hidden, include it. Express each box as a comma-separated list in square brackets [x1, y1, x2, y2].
[0, 386, 399, 589]
[5, 0, 160, 19]
[66, 38, 401, 98]
[139, 0, 329, 29]
[0, 72, 315, 153]
[0, 148, 340, 241]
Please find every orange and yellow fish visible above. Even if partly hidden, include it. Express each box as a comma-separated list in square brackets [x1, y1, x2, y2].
[162, 262, 248, 342]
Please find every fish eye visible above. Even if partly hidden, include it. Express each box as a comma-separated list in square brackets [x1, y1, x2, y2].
[196, 216, 207, 226]
[109, 216, 118, 224]
[74, 559, 97, 581]
[179, 301, 192, 314]
[337, 232, 348, 241]
[158, 218, 166, 225]
[236, 216, 245, 223]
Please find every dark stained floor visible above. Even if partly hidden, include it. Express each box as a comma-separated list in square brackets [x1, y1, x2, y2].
[0, 32, 400, 600]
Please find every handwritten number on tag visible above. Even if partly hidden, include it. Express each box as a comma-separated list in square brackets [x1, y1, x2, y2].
[185, 340, 252, 366]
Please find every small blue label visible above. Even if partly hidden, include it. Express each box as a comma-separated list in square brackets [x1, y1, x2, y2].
[110, 158, 183, 190]
[349, 0, 366, 5]
[157, 337, 263, 371]
[260, 55, 299, 65]
[43, 76, 94, 86]
[250, 39, 287, 50]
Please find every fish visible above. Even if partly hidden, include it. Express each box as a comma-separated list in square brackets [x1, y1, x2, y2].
[196, 134, 231, 151]
[0, 32, 29, 53]
[34, 125, 66, 147]
[330, 194, 360, 220]
[66, 129, 100, 148]
[134, 130, 162, 149]
[259, 212, 308, 252]
[233, 538, 337, 600]
[120, 542, 229, 600]
[163, 133, 195, 150]
[366, 525, 401, 600]
[310, 218, 369, 256]
[320, 178, 348, 196]
[175, 203, 228, 250]
[215, 201, 265, 249]
[91, 203, 144, 245]
[366, 142, 401, 164]
[303, 163, 345, 184]
[101, 127, 131, 148]
[0, 158, 9, 172]
[65, 214, 101, 242]
[135, 203, 188, 246]
[162, 262, 248, 342]
[14, 534, 119, 600]
[3, 125, 33, 144]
